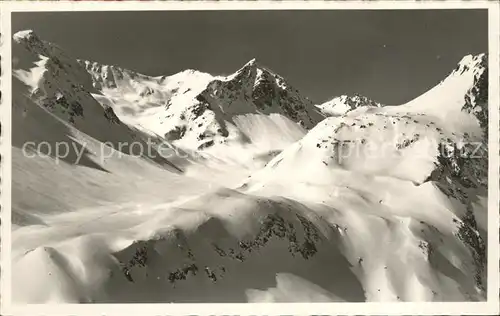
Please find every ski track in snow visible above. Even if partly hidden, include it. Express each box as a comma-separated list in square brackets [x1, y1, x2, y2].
[10, 30, 489, 303]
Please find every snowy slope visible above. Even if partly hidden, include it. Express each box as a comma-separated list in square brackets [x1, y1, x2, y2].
[80, 57, 324, 158]
[10, 29, 489, 304]
[383, 54, 488, 138]
[243, 53, 488, 301]
[80, 59, 215, 134]
[12, 30, 186, 173]
[11, 30, 211, 226]
[316, 94, 382, 117]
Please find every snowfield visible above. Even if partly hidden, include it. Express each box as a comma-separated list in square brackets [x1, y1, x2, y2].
[10, 29, 489, 303]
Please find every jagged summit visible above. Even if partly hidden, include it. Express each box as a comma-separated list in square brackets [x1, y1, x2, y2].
[13, 29, 37, 42]
[79, 59, 154, 90]
[390, 52, 488, 137]
[232, 58, 275, 78]
[12, 31, 128, 143]
[316, 94, 382, 116]
[230, 58, 263, 79]
[194, 57, 323, 127]
[453, 53, 487, 75]
[11, 27, 490, 304]
[23, 36, 322, 152]
[245, 57, 258, 66]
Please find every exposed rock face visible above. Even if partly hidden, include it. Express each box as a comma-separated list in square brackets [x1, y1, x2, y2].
[461, 54, 488, 139]
[11, 28, 490, 304]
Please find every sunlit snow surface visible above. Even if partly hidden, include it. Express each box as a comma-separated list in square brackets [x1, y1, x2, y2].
[10, 30, 488, 303]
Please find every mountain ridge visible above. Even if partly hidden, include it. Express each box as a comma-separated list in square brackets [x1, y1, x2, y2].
[10, 28, 490, 304]
[316, 94, 383, 117]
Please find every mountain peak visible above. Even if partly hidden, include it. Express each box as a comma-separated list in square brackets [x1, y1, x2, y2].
[453, 53, 487, 75]
[235, 58, 260, 73]
[246, 58, 258, 66]
[316, 94, 382, 116]
[12, 29, 64, 59]
[458, 53, 486, 66]
[13, 29, 38, 43]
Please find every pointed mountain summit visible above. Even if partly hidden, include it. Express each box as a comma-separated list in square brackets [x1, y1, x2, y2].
[13, 29, 47, 54]
[12, 29, 181, 172]
[11, 28, 490, 304]
[196, 58, 324, 125]
[316, 94, 383, 116]
[391, 53, 488, 137]
[13, 29, 37, 42]
[156, 57, 325, 151]
[15, 34, 324, 157]
[12, 29, 115, 126]
[452, 53, 487, 76]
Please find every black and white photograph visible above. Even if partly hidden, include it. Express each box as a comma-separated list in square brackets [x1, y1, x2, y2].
[0, 1, 499, 315]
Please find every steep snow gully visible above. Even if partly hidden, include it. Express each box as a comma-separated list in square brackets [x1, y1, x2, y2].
[10, 29, 490, 303]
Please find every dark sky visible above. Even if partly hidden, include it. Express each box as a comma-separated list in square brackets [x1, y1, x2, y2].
[12, 10, 487, 104]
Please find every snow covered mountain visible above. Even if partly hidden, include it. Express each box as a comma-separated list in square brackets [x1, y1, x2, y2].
[12, 30, 184, 171]
[243, 52, 488, 300]
[316, 94, 383, 116]
[13, 30, 323, 166]
[395, 53, 488, 138]
[79, 56, 324, 155]
[10, 29, 490, 304]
